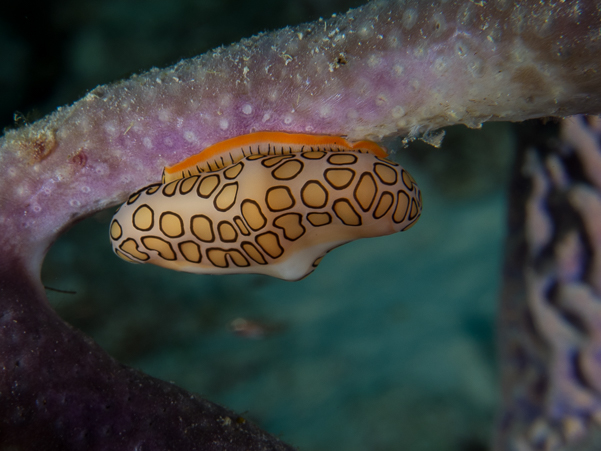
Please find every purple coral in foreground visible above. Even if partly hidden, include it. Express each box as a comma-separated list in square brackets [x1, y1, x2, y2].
[1, 0, 601, 449]
[0, 261, 295, 450]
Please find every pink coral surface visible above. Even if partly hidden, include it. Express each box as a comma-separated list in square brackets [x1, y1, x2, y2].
[1, 0, 600, 271]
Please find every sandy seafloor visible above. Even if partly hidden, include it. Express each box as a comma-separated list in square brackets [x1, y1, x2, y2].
[2, 0, 513, 449]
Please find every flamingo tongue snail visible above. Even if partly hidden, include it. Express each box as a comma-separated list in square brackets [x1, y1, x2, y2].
[110, 132, 422, 280]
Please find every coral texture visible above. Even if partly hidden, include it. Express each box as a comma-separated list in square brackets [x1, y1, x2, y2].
[499, 116, 601, 451]
[1, 0, 600, 266]
[1, 0, 601, 449]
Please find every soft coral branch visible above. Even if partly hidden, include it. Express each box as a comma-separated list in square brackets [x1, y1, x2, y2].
[1, 0, 600, 269]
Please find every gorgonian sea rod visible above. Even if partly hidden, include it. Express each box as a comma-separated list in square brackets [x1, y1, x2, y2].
[1, 0, 601, 267]
[1, 0, 601, 450]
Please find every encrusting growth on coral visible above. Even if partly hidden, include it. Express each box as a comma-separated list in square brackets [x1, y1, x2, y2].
[1, 0, 601, 449]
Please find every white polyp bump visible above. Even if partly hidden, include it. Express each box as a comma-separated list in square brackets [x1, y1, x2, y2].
[16, 184, 30, 198]
[81, 186, 91, 194]
[433, 57, 448, 74]
[392, 106, 406, 118]
[346, 109, 359, 120]
[413, 44, 426, 59]
[402, 9, 418, 29]
[318, 105, 332, 119]
[79, 117, 92, 133]
[103, 121, 119, 138]
[242, 104, 253, 115]
[54, 168, 67, 182]
[431, 12, 447, 36]
[219, 118, 229, 130]
[386, 32, 403, 49]
[158, 109, 172, 123]
[358, 25, 373, 38]
[94, 163, 109, 176]
[132, 122, 145, 133]
[218, 94, 233, 107]
[184, 131, 197, 143]
[375, 93, 389, 107]
[262, 113, 271, 123]
[283, 114, 293, 125]
[367, 54, 381, 68]
[69, 199, 81, 207]
[455, 40, 469, 57]
[143, 137, 153, 149]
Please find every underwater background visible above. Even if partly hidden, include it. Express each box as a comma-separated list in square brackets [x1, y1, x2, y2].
[2, 1, 513, 449]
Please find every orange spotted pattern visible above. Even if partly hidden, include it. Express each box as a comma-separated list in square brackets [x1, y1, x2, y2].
[111, 138, 422, 280]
